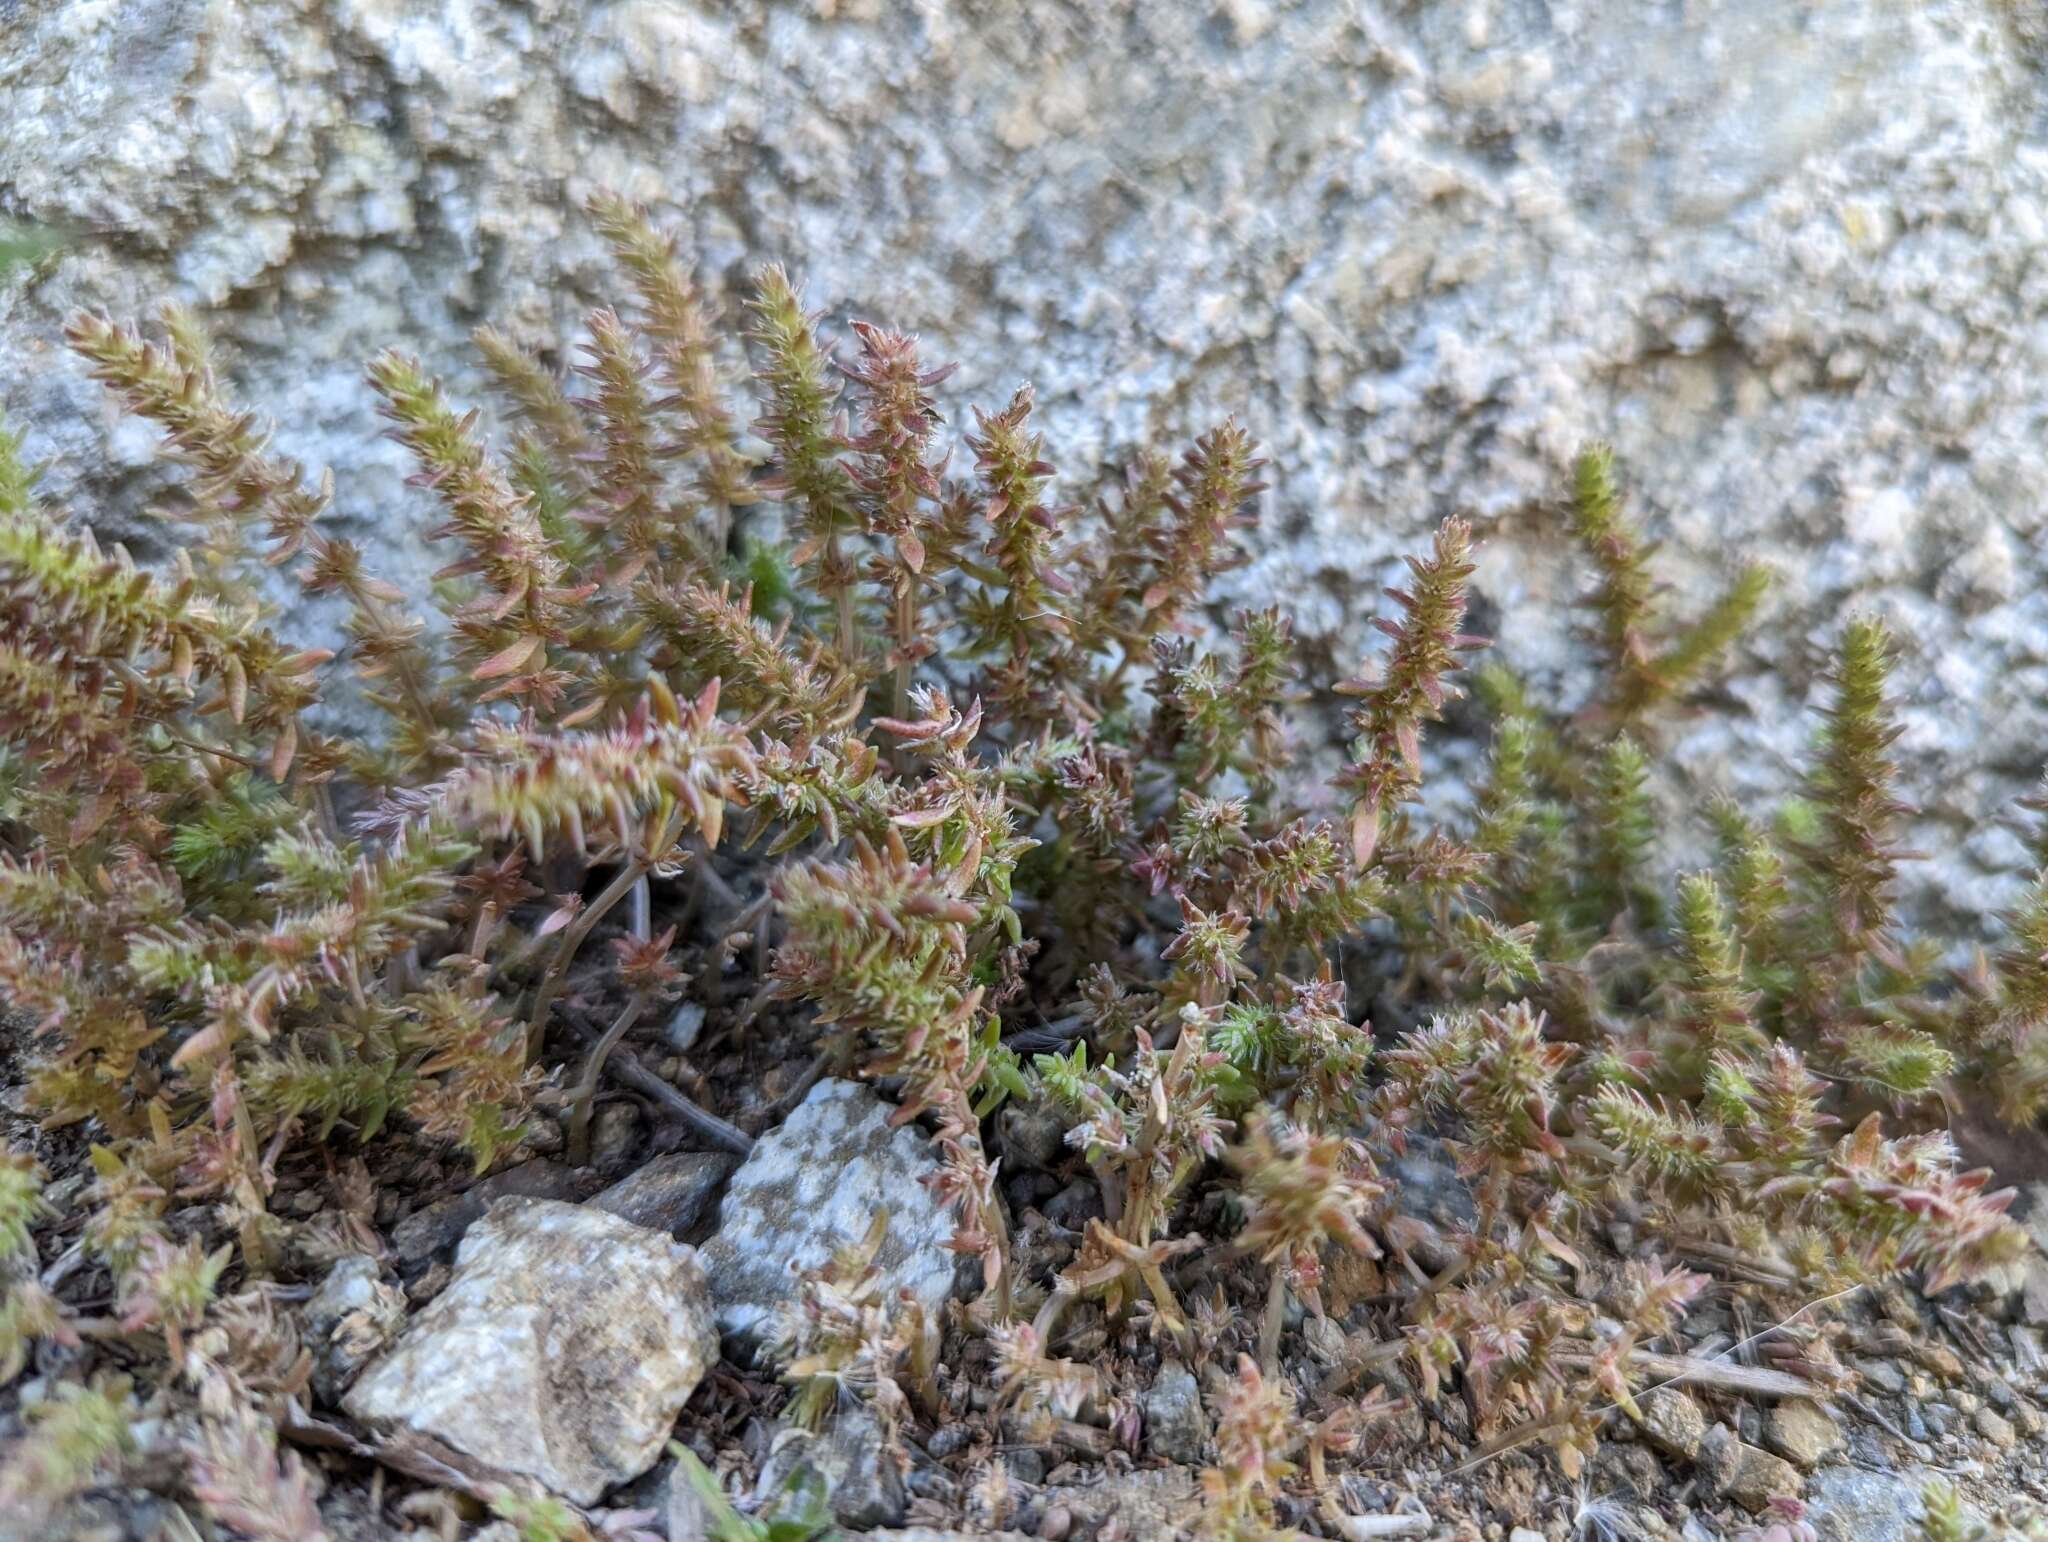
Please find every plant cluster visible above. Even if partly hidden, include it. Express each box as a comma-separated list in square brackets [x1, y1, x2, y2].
[0, 195, 2037, 1531]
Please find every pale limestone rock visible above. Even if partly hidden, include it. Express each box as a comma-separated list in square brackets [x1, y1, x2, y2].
[9, 0, 2048, 932]
[344, 1197, 717, 1504]
[698, 1078, 959, 1350]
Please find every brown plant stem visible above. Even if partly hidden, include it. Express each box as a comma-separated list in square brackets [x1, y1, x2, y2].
[524, 812, 682, 1062]
[826, 530, 858, 661]
[1259, 1262, 1287, 1375]
[564, 988, 651, 1167]
[590, 1037, 753, 1156]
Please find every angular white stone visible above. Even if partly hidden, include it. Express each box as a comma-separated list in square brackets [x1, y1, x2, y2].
[699, 1078, 960, 1349]
[344, 1198, 716, 1504]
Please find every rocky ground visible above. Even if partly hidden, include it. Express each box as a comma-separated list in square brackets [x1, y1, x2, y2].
[7, 969, 2048, 1542]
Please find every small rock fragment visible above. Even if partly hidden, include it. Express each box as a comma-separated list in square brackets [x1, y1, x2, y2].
[1142, 1360, 1206, 1465]
[1916, 1342, 1966, 1383]
[1038, 1468, 1204, 1539]
[1043, 1178, 1104, 1232]
[1972, 1405, 2016, 1448]
[1764, 1399, 1843, 1470]
[346, 1198, 717, 1504]
[665, 1000, 707, 1052]
[589, 1101, 642, 1174]
[699, 1079, 962, 1350]
[1696, 1423, 1743, 1496]
[390, 1159, 588, 1264]
[1853, 1356, 1906, 1395]
[1636, 1388, 1707, 1462]
[300, 1254, 405, 1403]
[999, 1103, 1070, 1170]
[1805, 1464, 1940, 1542]
[754, 1405, 907, 1530]
[590, 1151, 734, 1238]
[1726, 1444, 1803, 1512]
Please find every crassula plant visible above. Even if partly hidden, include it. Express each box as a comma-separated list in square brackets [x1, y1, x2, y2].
[0, 191, 2036, 1528]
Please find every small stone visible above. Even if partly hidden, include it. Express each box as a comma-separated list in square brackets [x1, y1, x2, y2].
[590, 1152, 734, 1238]
[345, 1198, 717, 1505]
[999, 1103, 1069, 1171]
[1511, 1531, 1545, 1542]
[1038, 1468, 1204, 1539]
[1386, 1133, 1478, 1229]
[1917, 1343, 1966, 1383]
[518, 1117, 564, 1157]
[1300, 1313, 1346, 1367]
[1764, 1399, 1843, 1470]
[590, 1101, 642, 1174]
[665, 1000, 706, 1052]
[1854, 1356, 1907, 1395]
[1726, 1444, 1803, 1512]
[754, 1406, 907, 1530]
[405, 1261, 450, 1306]
[1142, 1361, 1206, 1465]
[1043, 1179, 1104, 1232]
[1696, 1423, 1743, 1497]
[2020, 1254, 2048, 1326]
[390, 1159, 588, 1264]
[1637, 1389, 1708, 1462]
[1805, 1465, 1939, 1542]
[1972, 1405, 2017, 1447]
[1039, 1504, 1073, 1540]
[699, 1079, 965, 1352]
[300, 1255, 406, 1403]
[928, 1425, 974, 1459]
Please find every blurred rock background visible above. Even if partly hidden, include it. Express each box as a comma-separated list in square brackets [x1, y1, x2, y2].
[4, 0, 2046, 929]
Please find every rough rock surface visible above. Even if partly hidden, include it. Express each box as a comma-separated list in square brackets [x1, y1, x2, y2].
[344, 1197, 718, 1505]
[1763, 1398, 1845, 1471]
[7, 1, 2048, 926]
[1040, 1468, 1205, 1539]
[1636, 1388, 1708, 1464]
[1804, 1464, 1943, 1542]
[753, 1405, 909, 1530]
[1723, 1442, 1804, 1513]
[300, 1254, 407, 1403]
[388, 1158, 590, 1264]
[1141, 1360, 1207, 1466]
[698, 1077, 960, 1348]
[589, 1150, 734, 1239]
